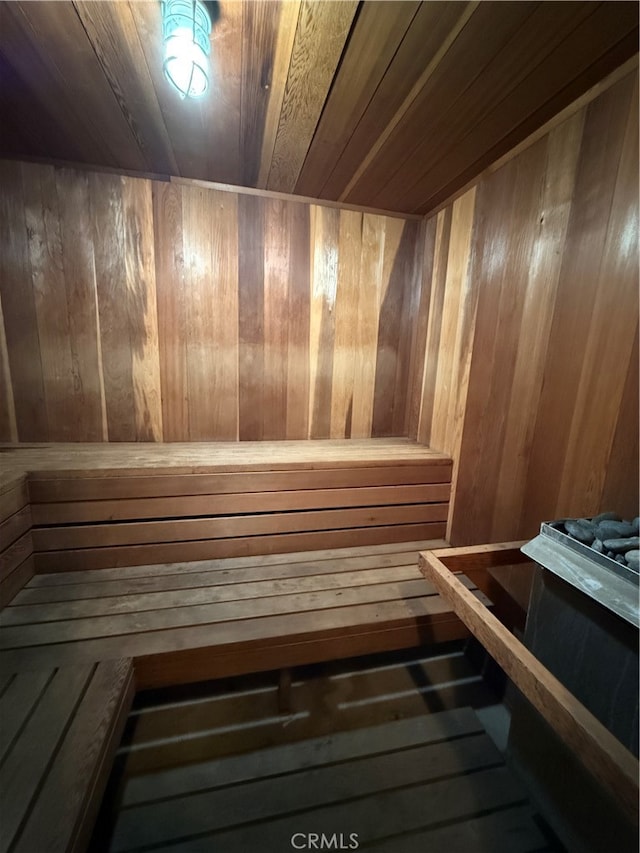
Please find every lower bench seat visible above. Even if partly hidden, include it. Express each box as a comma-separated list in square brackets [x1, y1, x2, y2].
[0, 540, 539, 853]
[0, 658, 134, 853]
[0, 540, 493, 690]
[0, 539, 487, 851]
[0, 442, 467, 851]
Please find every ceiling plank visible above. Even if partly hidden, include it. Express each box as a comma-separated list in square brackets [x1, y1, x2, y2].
[318, 1, 476, 202]
[0, 5, 111, 167]
[0, 48, 81, 163]
[294, 0, 420, 198]
[372, 1, 601, 211]
[0, 0, 637, 215]
[2, 1, 149, 172]
[333, 2, 481, 202]
[240, 0, 283, 187]
[257, 0, 301, 189]
[73, 0, 179, 176]
[341, 1, 540, 207]
[266, 0, 359, 194]
[405, 54, 638, 225]
[416, 25, 639, 214]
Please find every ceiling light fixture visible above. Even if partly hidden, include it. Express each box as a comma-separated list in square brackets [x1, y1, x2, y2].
[162, 0, 212, 100]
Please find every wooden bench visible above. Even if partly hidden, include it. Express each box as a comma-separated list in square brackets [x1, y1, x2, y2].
[0, 537, 492, 852]
[0, 538, 539, 853]
[1, 439, 452, 574]
[0, 658, 134, 853]
[0, 540, 494, 690]
[0, 439, 467, 850]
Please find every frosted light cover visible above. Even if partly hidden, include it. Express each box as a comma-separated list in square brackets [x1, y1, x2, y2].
[162, 0, 211, 99]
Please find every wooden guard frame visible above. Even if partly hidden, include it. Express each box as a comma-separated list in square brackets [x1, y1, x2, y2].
[419, 546, 639, 826]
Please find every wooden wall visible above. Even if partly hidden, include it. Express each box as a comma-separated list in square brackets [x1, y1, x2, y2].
[0, 165, 421, 442]
[410, 69, 639, 545]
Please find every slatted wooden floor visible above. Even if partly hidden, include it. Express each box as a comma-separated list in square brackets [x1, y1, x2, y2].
[110, 643, 503, 776]
[0, 540, 493, 690]
[109, 708, 544, 853]
[99, 650, 558, 853]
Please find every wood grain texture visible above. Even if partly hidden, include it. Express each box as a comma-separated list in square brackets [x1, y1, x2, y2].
[23, 163, 77, 441]
[293, 0, 420, 199]
[0, 544, 482, 692]
[334, 0, 487, 205]
[31, 525, 448, 574]
[0, 533, 33, 586]
[90, 171, 136, 440]
[308, 205, 338, 439]
[109, 716, 532, 852]
[0, 555, 34, 609]
[153, 181, 188, 441]
[601, 327, 639, 516]
[330, 210, 362, 438]
[371, 1, 598, 213]
[262, 198, 290, 439]
[1, 162, 422, 441]
[32, 504, 449, 552]
[412, 71, 639, 545]
[28, 464, 452, 503]
[126, 0, 244, 184]
[0, 163, 47, 441]
[31, 484, 450, 526]
[0, 478, 33, 605]
[1, 439, 449, 483]
[73, 0, 177, 176]
[0, 2, 636, 215]
[237, 193, 266, 440]
[0, 479, 28, 524]
[0, 506, 31, 551]
[265, 0, 358, 193]
[0, 439, 450, 570]
[340, 1, 638, 213]
[258, 0, 302, 188]
[240, 0, 281, 187]
[122, 176, 162, 441]
[183, 186, 238, 440]
[285, 199, 311, 438]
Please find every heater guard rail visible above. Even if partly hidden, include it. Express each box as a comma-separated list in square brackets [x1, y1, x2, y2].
[418, 545, 639, 827]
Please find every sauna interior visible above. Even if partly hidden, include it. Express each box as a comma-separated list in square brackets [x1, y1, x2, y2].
[0, 1, 638, 851]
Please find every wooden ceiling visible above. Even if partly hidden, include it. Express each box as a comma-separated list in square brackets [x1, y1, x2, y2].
[0, 1, 637, 215]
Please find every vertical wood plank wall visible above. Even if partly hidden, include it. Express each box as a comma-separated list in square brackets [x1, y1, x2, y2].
[411, 70, 639, 545]
[0, 68, 637, 553]
[0, 167, 421, 442]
